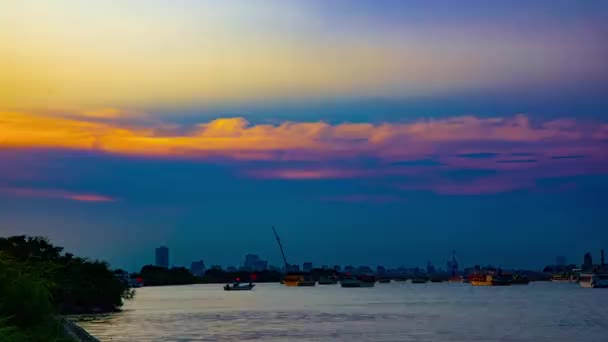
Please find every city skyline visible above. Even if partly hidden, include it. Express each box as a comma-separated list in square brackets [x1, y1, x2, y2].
[144, 245, 598, 276]
[1, 1, 607, 272]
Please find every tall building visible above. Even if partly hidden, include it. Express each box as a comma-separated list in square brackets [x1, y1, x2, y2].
[155, 246, 169, 268]
[303, 262, 313, 272]
[447, 250, 459, 277]
[426, 261, 436, 275]
[190, 259, 206, 277]
[583, 252, 593, 270]
[243, 254, 268, 271]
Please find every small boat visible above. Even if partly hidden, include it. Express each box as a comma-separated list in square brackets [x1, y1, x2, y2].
[282, 274, 316, 287]
[511, 274, 530, 285]
[430, 275, 444, 283]
[470, 273, 511, 286]
[579, 273, 608, 288]
[411, 276, 429, 284]
[340, 277, 363, 288]
[448, 276, 463, 283]
[318, 276, 338, 285]
[224, 283, 255, 291]
[358, 275, 376, 287]
[551, 273, 572, 283]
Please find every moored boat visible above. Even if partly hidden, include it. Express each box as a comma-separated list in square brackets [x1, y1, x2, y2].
[340, 277, 363, 288]
[551, 273, 573, 283]
[272, 226, 316, 287]
[469, 272, 511, 286]
[411, 276, 429, 284]
[318, 276, 338, 285]
[282, 274, 316, 287]
[511, 274, 530, 285]
[579, 273, 608, 288]
[224, 283, 255, 291]
[448, 275, 463, 283]
[358, 275, 376, 287]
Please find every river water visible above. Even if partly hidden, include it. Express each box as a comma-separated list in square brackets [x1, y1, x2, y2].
[78, 282, 608, 341]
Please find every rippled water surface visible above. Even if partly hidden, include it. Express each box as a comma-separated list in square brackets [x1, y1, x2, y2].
[78, 282, 608, 341]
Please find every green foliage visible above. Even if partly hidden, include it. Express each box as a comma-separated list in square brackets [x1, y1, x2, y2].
[0, 254, 72, 342]
[139, 265, 197, 286]
[0, 235, 131, 315]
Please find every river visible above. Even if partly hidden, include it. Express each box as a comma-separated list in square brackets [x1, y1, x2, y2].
[78, 282, 608, 341]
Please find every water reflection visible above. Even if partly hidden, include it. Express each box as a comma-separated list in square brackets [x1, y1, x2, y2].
[78, 282, 608, 341]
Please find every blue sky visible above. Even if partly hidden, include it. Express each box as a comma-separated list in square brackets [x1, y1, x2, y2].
[1, 0, 607, 271]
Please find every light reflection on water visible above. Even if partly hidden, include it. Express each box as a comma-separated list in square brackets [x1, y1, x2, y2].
[78, 282, 608, 341]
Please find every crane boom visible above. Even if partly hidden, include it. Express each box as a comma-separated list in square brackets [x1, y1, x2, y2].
[272, 226, 289, 270]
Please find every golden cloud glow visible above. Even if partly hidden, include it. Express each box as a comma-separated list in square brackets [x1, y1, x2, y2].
[0, 110, 604, 164]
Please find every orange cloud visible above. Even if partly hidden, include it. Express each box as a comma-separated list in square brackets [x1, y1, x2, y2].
[1, 111, 600, 160]
[1, 109, 606, 195]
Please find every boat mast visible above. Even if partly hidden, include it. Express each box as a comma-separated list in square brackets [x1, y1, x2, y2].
[272, 226, 290, 270]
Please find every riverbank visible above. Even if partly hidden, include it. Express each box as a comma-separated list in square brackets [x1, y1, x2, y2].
[61, 318, 100, 342]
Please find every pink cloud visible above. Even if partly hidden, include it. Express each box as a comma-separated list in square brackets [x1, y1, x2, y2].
[2, 110, 607, 197]
[0, 186, 115, 203]
[319, 194, 400, 203]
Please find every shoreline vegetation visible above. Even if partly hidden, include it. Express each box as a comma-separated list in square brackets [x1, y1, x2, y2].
[0, 236, 132, 342]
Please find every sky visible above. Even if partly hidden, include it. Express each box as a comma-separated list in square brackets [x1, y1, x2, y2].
[1, 0, 607, 271]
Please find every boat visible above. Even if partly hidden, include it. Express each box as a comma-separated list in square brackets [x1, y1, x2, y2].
[318, 276, 338, 285]
[551, 273, 572, 283]
[358, 275, 376, 287]
[411, 276, 429, 284]
[579, 273, 608, 288]
[470, 273, 511, 286]
[340, 277, 363, 288]
[377, 278, 391, 284]
[282, 274, 316, 287]
[272, 226, 316, 287]
[430, 275, 444, 283]
[511, 274, 530, 285]
[224, 283, 255, 291]
[448, 276, 463, 283]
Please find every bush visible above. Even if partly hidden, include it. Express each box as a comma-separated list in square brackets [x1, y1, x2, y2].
[0, 254, 71, 342]
[0, 236, 131, 315]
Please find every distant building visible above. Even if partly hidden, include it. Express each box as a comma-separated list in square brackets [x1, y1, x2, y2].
[226, 266, 237, 272]
[583, 252, 593, 271]
[447, 250, 459, 276]
[243, 254, 268, 271]
[426, 261, 436, 275]
[321, 265, 329, 270]
[358, 265, 373, 274]
[333, 265, 341, 272]
[190, 259, 206, 277]
[254, 260, 268, 271]
[155, 246, 169, 268]
[303, 262, 313, 272]
[211, 265, 222, 270]
[290, 265, 300, 272]
[344, 265, 354, 274]
[376, 265, 386, 275]
[555, 256, 567, 267]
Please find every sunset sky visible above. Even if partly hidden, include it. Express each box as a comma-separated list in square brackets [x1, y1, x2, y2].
[1, 1, 607, 271]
